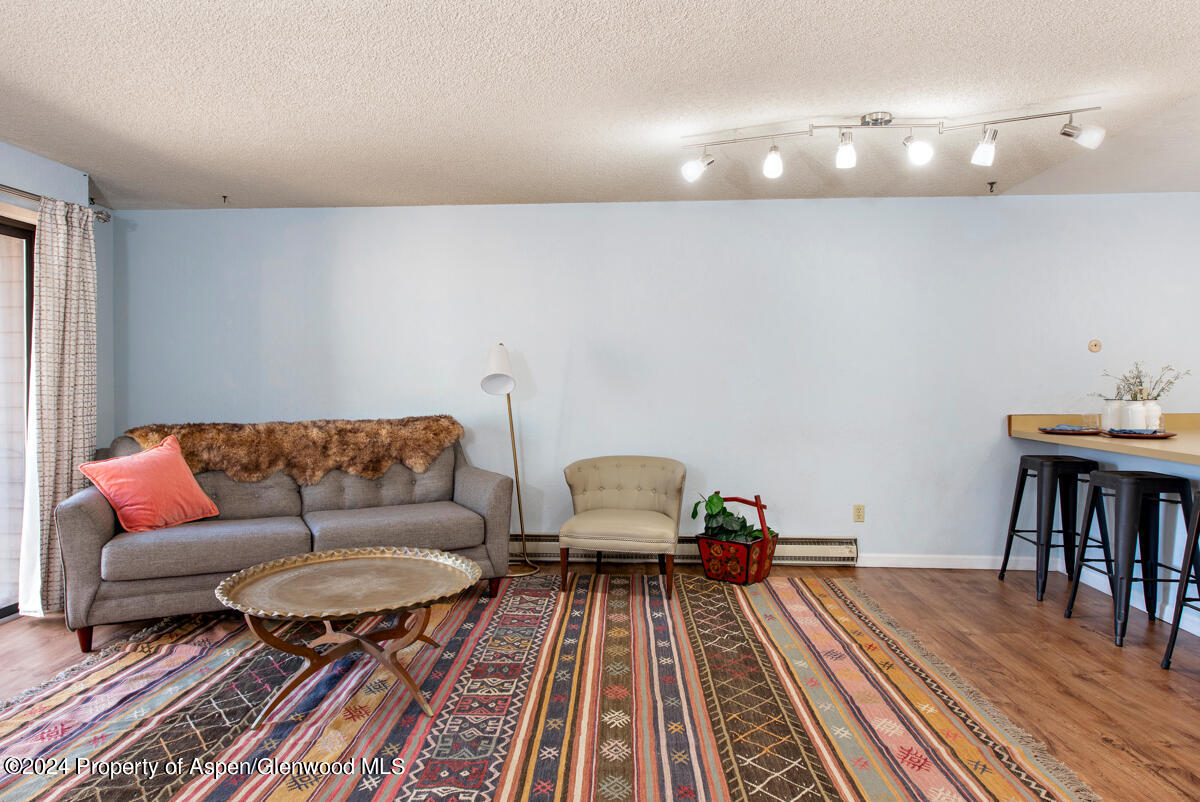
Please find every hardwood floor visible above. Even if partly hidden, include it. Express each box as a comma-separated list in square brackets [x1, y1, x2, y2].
[2, 565, 1197, 800]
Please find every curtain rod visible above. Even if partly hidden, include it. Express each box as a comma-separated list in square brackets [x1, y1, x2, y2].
[0, 182, 111, 222]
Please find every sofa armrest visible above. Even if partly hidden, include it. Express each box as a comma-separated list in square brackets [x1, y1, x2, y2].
[453, 461, 513, 578]
[54, 486, 118, 630]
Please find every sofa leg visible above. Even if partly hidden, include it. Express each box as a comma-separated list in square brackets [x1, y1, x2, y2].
[76, 626, 93, 653]
[658, 553, 667, 574]
[664, 555, 674, 601]
[488, 577, 501, 597]
[559, 548, 569, 591]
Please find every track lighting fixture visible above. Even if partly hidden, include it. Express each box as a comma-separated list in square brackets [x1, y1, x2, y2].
[970, 127, 998, 167]
[1060, 115, 1106, 149]
[835, 131, 856, 169]
[681, 152, 715, 182]
[902, 135, 934, 166]
[762, 145, 783, 178]
[679, 105, 1104, 180]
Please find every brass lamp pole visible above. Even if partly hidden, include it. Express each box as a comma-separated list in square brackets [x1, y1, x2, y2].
[481, 343, 538, 576]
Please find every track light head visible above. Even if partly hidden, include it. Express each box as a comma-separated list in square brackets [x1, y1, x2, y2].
[762, 145, 783, 179]
[1060, 121, 1106, 149]
[903, 135, 934, 166]
[681, 152, 715, 182]
[835, 130, 856, 169]
[971, 127, 998, 167]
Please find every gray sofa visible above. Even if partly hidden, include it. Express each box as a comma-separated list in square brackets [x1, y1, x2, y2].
[55, 437, 512, 651]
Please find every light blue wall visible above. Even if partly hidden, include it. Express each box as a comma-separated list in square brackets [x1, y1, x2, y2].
[0, 141, 88, 205]
[110, 193, 1200, 571]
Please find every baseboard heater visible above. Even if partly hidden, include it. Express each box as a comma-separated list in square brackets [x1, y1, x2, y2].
[514, 533, 858, 566]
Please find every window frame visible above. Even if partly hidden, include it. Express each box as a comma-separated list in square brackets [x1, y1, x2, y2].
[0, 217, 33, 620]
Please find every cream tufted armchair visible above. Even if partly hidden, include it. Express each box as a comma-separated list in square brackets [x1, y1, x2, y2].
[559, 456, 687, 599]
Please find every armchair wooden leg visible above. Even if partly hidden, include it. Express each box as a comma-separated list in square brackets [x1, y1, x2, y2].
[488, 577, 501, 597]
[664, 555, 674, 601]
[559, 548, 569, 591]
[657, 554, 667, 574]
[76, 626, 93, 653]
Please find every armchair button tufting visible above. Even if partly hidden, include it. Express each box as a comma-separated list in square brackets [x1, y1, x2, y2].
[616, 484, 623, 490]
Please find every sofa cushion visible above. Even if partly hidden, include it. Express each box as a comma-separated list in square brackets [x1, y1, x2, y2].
[301, 447, 455, 513]
[108, 435, 144, 458]
[80, 435, 218, 532]
[107, 436, 302, 521]
[101, 517, 311, 581]
[304, 501, 483, 552]
[559, 509, 678, 553]
[195, 470, 301, 520]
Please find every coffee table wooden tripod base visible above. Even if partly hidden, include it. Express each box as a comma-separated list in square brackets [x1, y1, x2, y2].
[245, 607, 438, 729]
[216, 547, 482, 730]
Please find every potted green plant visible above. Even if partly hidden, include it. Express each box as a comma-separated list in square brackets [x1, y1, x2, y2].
[690, 491, 778, 584]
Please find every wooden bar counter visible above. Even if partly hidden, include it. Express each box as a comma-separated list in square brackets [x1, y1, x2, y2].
[1008, 413, 1200, 466]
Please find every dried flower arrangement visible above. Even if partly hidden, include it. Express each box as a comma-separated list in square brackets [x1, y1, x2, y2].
[1101, 362, 1190, 401]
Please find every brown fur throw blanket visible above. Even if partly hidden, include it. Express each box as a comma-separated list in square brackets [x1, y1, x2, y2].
[125, 416, 464, 485]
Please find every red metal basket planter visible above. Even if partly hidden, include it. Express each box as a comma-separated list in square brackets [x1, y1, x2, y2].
[696, 494, 777, 585]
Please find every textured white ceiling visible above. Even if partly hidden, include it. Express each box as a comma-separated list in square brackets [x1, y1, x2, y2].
[2, 0, 1198, 209]
[1006, 93, 1200, 195]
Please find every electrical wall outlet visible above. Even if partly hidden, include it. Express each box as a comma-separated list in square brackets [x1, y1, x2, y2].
[853, 504, 865, 523]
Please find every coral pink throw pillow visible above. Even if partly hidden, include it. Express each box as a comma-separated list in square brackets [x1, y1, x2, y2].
[79, 435, 218, 532]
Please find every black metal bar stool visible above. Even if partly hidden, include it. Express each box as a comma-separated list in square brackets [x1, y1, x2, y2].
[1162, 491, 1200, 669]
[999, 455, 1098, 600]
[1064, 470, 1194, 646]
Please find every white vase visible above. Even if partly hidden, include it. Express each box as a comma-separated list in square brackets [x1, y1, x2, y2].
[1101, 399, 1123, 431]
[1144, 399, 1163, 431]
[1123, 400, 1147, 430]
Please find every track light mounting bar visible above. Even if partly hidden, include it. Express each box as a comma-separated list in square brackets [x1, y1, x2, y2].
[681, 106, 1101, 149]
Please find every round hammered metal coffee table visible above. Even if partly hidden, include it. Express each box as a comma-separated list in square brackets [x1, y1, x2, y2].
[216, 546, 481, 728]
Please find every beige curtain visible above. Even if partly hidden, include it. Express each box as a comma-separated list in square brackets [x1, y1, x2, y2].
[18, 199, 97, 615]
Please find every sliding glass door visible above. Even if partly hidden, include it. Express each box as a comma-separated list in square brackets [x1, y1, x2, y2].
[0, 223, 31, 615]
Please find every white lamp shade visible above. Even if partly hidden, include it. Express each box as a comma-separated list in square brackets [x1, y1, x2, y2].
[970, 141, 996, 167]
[1076, 124, 1106, 149]
[904, 137, 934, 165]
[481, 343, 515, 395]
[835, 132, 856, 169]
[762, 146, 783, 178]
[971, 127, 998, 166]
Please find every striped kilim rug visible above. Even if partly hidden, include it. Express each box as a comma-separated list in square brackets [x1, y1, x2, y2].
[0, 574, 1097, 801]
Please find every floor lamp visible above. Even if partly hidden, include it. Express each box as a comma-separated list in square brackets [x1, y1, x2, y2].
[481, 343, 539, 577]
